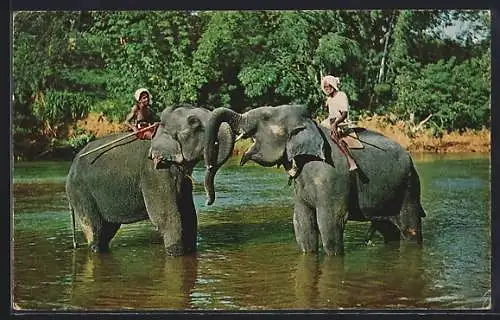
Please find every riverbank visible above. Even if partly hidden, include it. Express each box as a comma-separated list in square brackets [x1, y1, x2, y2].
[355, 114, 490, 154]
[231, 114, 490, 155]
[15, 111, 491, 161]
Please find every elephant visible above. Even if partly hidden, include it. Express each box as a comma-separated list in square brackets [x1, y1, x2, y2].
[65, 104, 234, 255]
[203, 105, 426, 256]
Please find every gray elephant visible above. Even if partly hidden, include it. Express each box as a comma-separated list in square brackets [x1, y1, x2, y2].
[65, 104, 234, 255]
[203, 105, 426, 256]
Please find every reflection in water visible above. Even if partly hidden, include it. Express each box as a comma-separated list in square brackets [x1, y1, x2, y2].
[12, 155, 491, 310]
[68, 249, 198, 310]
[189, 241, 432, 309]
[334, 244, 427, 309]
[293, 255, 323, 308]
[291, 244, 437, 309]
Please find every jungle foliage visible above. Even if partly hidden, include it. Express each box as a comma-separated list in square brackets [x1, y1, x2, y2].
[12, 10, 490, 159]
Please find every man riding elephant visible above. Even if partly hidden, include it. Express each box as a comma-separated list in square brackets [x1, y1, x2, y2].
[124, 88, 158, 140]
[66, 104, 235, 255]
[203, 104, 426, 256]
[320, 75, 358, 172]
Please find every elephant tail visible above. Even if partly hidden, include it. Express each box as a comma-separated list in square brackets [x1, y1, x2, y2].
[69, 204, 77, 249]
[409, 158, 426, 218]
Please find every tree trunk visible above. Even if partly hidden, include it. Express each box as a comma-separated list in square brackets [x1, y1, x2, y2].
[377, 12, 396, 84]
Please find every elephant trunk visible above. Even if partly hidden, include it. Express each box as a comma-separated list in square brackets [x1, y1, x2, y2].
[204, 107, 243, 205]
[215, 122, 235, 168]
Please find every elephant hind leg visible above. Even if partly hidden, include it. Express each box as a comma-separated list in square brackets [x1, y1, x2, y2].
[370, 220, 401, 243]
[80, 215, 120, 253]
[368, 216, 422, 245]
[367, 163, 425, 245]
[67, 187, 118, 253]
[92, 221, 121, 252]
[67, 192, 96, 247]
[398, 215, 423, 244]
[364, 222, 377, 245]
[396, 165, 425, 244]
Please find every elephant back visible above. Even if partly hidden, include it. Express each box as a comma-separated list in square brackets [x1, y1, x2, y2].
[346, 128, 414, 217]
[76, 133, 151, 166]
[67, 135, 154, 223]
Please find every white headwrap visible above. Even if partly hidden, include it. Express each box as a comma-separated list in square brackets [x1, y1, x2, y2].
[134, 88, 152, 104]
[321, 75, 340, 94]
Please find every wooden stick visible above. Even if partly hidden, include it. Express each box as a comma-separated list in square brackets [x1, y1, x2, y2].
[78, 123, 158, 158]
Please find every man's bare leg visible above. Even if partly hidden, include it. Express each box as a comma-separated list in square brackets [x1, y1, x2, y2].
[331, 133, 358, 171]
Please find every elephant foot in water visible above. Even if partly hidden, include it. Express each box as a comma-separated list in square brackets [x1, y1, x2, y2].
[163, 237, 196, 256]
[164, 243, 184, 256]
[365, 218, 421, 245]
[89, 242, 111, 253]
[84, 221, 121, 253]
[323, 246, 345, 256]
[364, 220, 401, 244]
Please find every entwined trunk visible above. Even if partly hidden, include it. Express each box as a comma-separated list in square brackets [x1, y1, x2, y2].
[203, 108, 243, 205]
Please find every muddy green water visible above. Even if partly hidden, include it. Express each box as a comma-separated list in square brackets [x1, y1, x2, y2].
[12, 153, 491, 310]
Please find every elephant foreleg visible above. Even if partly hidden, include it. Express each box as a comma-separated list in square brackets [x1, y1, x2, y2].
[316, 204, 348, 256]
[146, 206, 184, 256]
[142, 183, 195, 255]
[177, 182, 197, 254]
[293, 200, 319, 253]
[141, 166, 197, 256]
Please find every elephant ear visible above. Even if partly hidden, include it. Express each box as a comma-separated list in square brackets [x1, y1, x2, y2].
[286, 120, 326, 162]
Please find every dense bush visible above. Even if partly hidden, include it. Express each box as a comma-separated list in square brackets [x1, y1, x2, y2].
[31, 90, 94, 136]
[68, 127, 96, 152]
[12, 10, 490, 159]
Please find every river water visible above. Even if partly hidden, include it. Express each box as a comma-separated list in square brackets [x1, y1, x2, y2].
[11, 153, 491, 311]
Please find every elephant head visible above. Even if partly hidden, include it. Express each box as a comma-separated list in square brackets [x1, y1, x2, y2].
[149, 104, 235, 173]
[203, 105, 326, 205]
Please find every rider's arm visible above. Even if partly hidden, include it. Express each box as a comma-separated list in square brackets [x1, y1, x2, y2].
[124, 106, 138, 132]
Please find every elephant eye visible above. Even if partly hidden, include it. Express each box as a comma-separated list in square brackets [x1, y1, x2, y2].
[187, 115, 199, 125]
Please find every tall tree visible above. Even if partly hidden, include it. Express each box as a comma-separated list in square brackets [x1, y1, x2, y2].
[13, 11, 99, 139]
